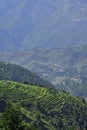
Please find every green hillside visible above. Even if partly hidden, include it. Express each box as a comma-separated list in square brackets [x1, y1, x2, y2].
[0, 81, 87, 130]
[0, 46, 87, 100]
[0, 62, 53, 88]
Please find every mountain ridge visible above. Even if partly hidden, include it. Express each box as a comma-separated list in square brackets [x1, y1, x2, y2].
[0, 61, 53, 88]
[0, 0, 87, 51]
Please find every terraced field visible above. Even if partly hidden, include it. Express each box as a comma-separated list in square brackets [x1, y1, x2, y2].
[0, 80, 87, 130]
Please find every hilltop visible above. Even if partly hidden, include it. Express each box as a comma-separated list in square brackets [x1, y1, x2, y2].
[0, 81, 87, 130]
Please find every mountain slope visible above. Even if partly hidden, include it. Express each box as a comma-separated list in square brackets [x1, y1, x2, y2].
[0, 0, 87, 51]
[0, 81, 87, 130]
[0, 62, 53, 88]
[0, 45, 87, 100]
[23, 0, 87, 49]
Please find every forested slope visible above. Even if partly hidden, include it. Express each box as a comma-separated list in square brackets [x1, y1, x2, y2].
[0, 62, 53, 88]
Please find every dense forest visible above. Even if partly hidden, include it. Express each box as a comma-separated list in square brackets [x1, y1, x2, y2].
[0, 62, 53, 88]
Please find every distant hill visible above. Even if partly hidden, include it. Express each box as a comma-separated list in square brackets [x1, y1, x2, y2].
[0, 45, 87, 100]
[0, 62, 53, 88]
[0, 81, 87, 130]
[0, 0, 87, 51]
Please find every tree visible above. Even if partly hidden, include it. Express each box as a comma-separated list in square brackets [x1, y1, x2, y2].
[2, 101, 23, 130]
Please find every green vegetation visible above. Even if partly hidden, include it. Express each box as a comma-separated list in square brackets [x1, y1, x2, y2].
[0, 81, 87, 130]
[0, 62, 53, 88]
[2, 101, 22, 130]
[0, 101, 37, 130]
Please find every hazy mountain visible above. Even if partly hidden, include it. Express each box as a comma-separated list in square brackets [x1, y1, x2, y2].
[0, 81, 87, 129]
[0, 0, 87, 51]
